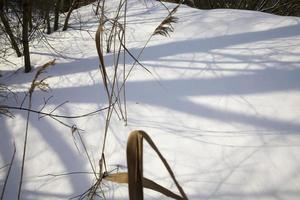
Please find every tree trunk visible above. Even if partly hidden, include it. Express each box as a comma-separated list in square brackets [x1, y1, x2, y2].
[0, 0, 22, 57]
[45, 7, 51, 34]
[28, 2, 33, 31]
[22, 0, 31, 73]
[95, 0, 101, 15]
[62, 0, 78, 31]
[3, 0, 7, 11]
[54, 0, 61, 31]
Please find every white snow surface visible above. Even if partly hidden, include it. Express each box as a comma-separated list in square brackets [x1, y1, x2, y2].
[1, 0, 300, 199]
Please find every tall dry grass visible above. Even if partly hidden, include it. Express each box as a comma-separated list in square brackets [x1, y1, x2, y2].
[89, 0, 188, 199]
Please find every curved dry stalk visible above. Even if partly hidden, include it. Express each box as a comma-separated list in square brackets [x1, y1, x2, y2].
[104, 130, 188, 200]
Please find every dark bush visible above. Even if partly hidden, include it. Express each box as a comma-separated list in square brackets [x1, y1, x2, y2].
[167, 0, 300, 16]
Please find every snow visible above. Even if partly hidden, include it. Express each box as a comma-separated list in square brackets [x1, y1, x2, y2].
[1, 0, 300, 199]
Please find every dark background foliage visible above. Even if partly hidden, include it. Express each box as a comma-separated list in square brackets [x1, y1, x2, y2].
[167, 0, 300, 16]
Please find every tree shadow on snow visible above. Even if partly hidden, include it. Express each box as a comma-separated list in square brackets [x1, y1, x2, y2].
[1, 17, 300, 199]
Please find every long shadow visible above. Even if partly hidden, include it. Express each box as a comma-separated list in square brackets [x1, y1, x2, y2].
[7, 65, 300, 134]
[125, 68, 300, 133]
[1, 11, 300, 199]
[0, 114, 91, 199]
[31, 116, 91, 198]
[1, 56, 100, 86]
[128, 67, 300, 96]
[135, 23, 300, 61]
[2, 21, 300, 86]
[0, 119, 21, 200]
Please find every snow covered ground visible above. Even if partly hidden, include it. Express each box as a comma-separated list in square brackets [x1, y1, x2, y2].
[1, 0, 300, 199]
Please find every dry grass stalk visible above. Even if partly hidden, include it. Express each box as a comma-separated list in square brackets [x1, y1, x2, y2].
[117, 1, 181, 91]
[153, 1, 181, 36]
[18, 59, 55, 199]
[92, 1, 128, 198]
[93, 1, 184, 199]
[94, 0, 128, 165]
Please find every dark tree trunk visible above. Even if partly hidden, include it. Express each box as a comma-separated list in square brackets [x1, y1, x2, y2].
[22, 0, 31, 73]
[0, 0, 22, 57]
[28, 2, 33, 31]
[95, 0, 101, 15]
[45, 7, 51, 34]
[54, 0, 61, 31]
[62, 0, 78, 31]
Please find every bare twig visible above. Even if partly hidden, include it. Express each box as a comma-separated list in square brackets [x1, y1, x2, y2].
[1, 105, 109, 119]
[1, 143, 16, 200]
